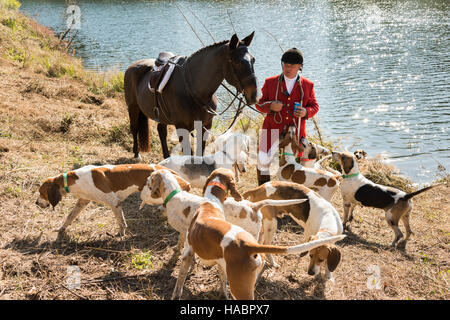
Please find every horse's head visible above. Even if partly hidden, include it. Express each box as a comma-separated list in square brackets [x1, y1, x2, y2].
[225, 32, 258, 105]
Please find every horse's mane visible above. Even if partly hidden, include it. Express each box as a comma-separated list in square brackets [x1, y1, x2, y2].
[187, 39, 230, 60]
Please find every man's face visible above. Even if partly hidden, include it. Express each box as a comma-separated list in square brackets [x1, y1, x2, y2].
[282, 62, 302, 79]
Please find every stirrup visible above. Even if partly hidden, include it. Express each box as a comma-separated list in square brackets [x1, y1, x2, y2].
[154, 107, 160, 123]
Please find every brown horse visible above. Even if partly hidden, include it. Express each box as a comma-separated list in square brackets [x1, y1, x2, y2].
[124, 32, 258, 159]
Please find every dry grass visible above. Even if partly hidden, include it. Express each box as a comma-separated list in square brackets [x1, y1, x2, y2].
[0, 5, 448, 300]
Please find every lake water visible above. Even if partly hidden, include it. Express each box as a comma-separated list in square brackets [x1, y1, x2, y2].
[20, 0, 449, 184]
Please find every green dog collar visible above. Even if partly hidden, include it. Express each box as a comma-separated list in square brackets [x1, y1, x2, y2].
[342, 172, 360, 179]
[63, 172, 70, 193]
[163, 189, 181, 207]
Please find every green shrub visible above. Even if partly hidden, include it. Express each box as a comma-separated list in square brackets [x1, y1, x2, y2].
[0, 0, 21, 10]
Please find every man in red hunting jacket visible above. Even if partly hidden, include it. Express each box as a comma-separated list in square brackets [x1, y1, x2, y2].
[255, 48, 319, 185]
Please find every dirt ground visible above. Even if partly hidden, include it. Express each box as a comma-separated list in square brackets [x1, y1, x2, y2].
[0, 58, 448, 300]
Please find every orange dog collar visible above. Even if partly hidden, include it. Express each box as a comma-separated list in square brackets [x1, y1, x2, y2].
[207, 181, 227, 191]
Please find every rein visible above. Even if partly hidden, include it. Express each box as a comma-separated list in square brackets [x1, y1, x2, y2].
[272, 74, 301, 130]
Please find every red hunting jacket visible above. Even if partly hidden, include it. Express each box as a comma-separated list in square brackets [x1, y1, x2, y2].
[256, 74, 319, 154]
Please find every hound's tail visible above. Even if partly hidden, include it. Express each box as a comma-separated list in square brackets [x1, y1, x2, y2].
[247, 235, 346, 256]
[403, 183, 444, 201]
[248, 198, 307, 213]
[315, 154, 331, 168]
[315, 155, 342, 176]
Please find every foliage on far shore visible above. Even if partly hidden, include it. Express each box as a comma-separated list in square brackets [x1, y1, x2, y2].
[0, 0, 20, 10]
[0, 2, 124, 97]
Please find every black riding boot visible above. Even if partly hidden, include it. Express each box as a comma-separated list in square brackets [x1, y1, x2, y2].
[257, 169, 271, 186]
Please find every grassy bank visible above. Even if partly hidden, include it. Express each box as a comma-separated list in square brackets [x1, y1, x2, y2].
[0, 3, 448, 300]
[0, 1, 123, 96]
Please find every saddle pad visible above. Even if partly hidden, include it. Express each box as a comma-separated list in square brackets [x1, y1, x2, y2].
[148, 56, 183, 93]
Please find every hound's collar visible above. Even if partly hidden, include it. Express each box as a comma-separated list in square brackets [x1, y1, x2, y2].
[207, 181, 227, 192]
[163, 189, 181, 207]
[342, 172, 360, 179]
[63, 172, 70, 193]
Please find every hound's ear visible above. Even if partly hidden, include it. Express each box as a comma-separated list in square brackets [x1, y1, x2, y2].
[278, 133, 290, 149]
[175, 175, 191, 192]
[48, 183, 62, 208]
[342, 155, 354, 174]
[327, 246, 341, 272]
[227, 178, 242, 201]
[242, 31, 255, 47]
[229, 34, 239, 50]
[150, 174, 162, 199]
[292, 133, 304, 152]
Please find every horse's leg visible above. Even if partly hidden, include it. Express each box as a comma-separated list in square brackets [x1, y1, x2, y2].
[201, 122, 211, 157]
[157, 123, 170, 159]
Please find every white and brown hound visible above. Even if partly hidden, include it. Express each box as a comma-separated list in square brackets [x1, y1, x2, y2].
[332, 151, 440, 246]
[158, 132, 249, 187]
[298, 136, 330, 168]
[36, 164, 189, 236]
[172, 168, 345, 300]
[243, 181, 344, 281]
[276, 126, 340, 201]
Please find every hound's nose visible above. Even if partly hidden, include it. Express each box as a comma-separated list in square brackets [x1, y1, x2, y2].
[308, 269, 315, 276]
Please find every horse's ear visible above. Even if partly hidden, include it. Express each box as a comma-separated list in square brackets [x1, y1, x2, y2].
[242, 31, 255, 47]
[229, 34, 239, 50]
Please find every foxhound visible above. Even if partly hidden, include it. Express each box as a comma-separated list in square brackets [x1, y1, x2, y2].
[298, 136, 330, 168]
[276, 126, 340, 201]
[36, 164, 189, 236]
[172, 168, 345, 300]
[244, 181, 344, 281]
[332, 151, 441, 246]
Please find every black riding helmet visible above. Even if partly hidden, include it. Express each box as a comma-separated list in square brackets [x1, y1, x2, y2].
[281, 48, 304, 65]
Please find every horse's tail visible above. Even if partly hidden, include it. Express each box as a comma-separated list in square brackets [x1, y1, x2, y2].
[127, 102, 149, 154]
[125, 66, 150, 156]
[136, 109, 150, 153]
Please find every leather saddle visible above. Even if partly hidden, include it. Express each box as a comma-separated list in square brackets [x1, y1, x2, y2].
[149, 52, 175, 93]
[148, 52, 178, 122]
[155, 51, 175, 67]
